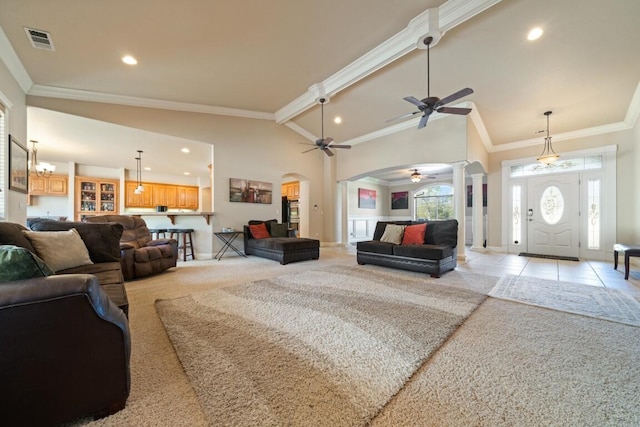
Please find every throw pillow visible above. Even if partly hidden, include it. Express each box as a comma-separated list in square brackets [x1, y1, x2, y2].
[380, 224, 405, 244]
[270, 223, 289, 238]
[22, 228, 94, 272]
[0, 245, 55, 283]
[249, 223, 270, 239]
[402, 223, 427, 245]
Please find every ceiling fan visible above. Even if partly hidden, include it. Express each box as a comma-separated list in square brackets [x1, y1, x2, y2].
[302, 98, 351, 157]
[389, 36, 473, 129]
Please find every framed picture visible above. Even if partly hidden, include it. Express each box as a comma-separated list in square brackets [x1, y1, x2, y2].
[467, 184, 487, 207]
[391, 191, 409, 210]
[229, 178, 273, 204]
[358, 188, 376, 209]
[8, 135, 28, 194]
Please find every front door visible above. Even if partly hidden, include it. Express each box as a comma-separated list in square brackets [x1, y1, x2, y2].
[527, 173, 580, 258]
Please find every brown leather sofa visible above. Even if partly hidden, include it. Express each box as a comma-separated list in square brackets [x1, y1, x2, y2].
[85, 215, 178, 280]
[0, 222, 131, 425]
[11, 220, 129, 315]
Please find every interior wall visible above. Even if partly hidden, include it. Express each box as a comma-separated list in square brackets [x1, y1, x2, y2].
[466, 118, 489, 170]
[0, 57, 27, 223]
[25, 97, 326, 240]
[336, 115, 467, 182]
[486, 128, 637, 249]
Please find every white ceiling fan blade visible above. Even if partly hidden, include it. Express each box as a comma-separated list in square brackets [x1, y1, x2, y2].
[386, 110, 421, 122]
[418, 113, 430, 129]
[403, 96, 426, 108]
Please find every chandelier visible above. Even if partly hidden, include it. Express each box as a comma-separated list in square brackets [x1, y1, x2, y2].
[134, 150, 145, 194]
[410, 169, 422, 183]
[536, 111, 559, 164]
[29, 140, 56, 177]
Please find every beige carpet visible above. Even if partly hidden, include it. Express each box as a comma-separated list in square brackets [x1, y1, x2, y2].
[75, 248, 640, 426]
[155, 265, 491, 426]
[490, 274, 640, 326]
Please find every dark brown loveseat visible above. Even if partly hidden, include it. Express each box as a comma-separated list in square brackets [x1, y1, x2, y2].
[243, 220, 320, 265]
[20, 219, 129, 314]
[356, 219, 458, 278]
[0, 222, 131, 425]
[84, 215, 178, 280]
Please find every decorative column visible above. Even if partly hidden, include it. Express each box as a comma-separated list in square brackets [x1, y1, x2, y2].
[451, 161, 467, 261]
[470, 173, 486, 252]
[338, 181, 349, 246]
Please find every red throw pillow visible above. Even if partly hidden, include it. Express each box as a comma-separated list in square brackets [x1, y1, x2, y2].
[249, 223, 270, 239]
[401, 223, 427, 245]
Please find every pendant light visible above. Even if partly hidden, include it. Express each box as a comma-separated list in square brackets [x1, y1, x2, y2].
[134, 150, 145, 194]
[410, 169, 422, 183]
[29, 140, 56, 177]
[537, 111, 559, 164]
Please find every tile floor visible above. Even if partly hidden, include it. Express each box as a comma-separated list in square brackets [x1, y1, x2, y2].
[456, 247, 640, 296]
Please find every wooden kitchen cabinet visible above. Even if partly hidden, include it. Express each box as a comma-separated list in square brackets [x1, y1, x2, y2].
[125, 181, 197, 210]
[282, 181, 299, 200]
[125, 181, 154, 208]
[29, 174, 68, 196]
[177, 186, 199, 209]
[153, 184, 177, 207]
[75, 176, 119, 221]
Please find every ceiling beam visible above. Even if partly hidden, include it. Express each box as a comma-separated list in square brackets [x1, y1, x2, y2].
[274, 0, 503, 124]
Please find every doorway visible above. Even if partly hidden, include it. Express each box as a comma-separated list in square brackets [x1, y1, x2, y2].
[526, 173, 579, 258]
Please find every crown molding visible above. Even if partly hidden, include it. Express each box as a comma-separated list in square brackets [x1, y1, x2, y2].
[275, 0, 503, 124]
[624, 80, 640, 127]
[490, 122, 631, 152]
[27, 84, 274, 120]
[0, 24, 33, 93]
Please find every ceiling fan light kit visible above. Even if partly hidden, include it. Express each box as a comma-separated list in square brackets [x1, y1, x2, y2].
[302, 97, 351, 157]
[410, 169, 422, 183]
[536, 111, 560, 164]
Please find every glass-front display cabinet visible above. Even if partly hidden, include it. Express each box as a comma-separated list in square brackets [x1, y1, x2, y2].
[75, 176, 119, 221]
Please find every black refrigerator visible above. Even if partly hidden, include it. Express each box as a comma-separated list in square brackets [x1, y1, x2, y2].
[281, 197, 300, 232]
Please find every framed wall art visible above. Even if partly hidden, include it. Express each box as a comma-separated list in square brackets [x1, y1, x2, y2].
[358, 188, 376, 209]
[229, 178, 273, 204]
[8, 135, 28, 194]
[391, 191, 409, 210]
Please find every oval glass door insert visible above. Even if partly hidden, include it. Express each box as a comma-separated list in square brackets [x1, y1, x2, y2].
[540, 185, 564, 225]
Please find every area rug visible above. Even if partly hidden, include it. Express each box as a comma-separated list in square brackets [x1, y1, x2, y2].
[155, 265, 492, 426]
[489, 274, 640, 327]
[519, 252, 579, 261]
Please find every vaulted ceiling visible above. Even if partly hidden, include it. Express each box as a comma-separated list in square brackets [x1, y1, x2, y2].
[1, 0, 639, 179]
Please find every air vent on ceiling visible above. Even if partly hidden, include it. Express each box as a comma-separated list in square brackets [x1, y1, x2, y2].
[24, 27, 55, 51]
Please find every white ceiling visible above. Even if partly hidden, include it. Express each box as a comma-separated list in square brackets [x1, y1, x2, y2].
[1, 0, 639, 182]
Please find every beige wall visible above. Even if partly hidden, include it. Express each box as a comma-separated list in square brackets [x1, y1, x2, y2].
[336, 114, 467, 182]
[0, 57, 28, 222]
[486, 127, 638, 248]
[25, 97, 327, 240]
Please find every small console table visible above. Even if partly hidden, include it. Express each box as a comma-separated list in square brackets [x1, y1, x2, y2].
[214, 231, 246, 260]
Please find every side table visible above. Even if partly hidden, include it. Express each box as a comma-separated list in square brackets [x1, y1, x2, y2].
[214, 231, 247, 260]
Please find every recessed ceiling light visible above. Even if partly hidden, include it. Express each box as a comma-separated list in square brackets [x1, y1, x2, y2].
[122, 55, 137, 65]
[144, 167, 151, 171]
[181, 148, 190, 153]
[334, 116, 342, 124]
[184, 172, 190, 176]
[527, 27, 543, 41]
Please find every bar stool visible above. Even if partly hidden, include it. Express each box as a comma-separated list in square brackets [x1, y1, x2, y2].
[148, 228, 167, 240]
[169, 228, 195, 261]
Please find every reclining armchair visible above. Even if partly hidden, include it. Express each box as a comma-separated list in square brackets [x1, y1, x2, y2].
[85, 215, 178, 280]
